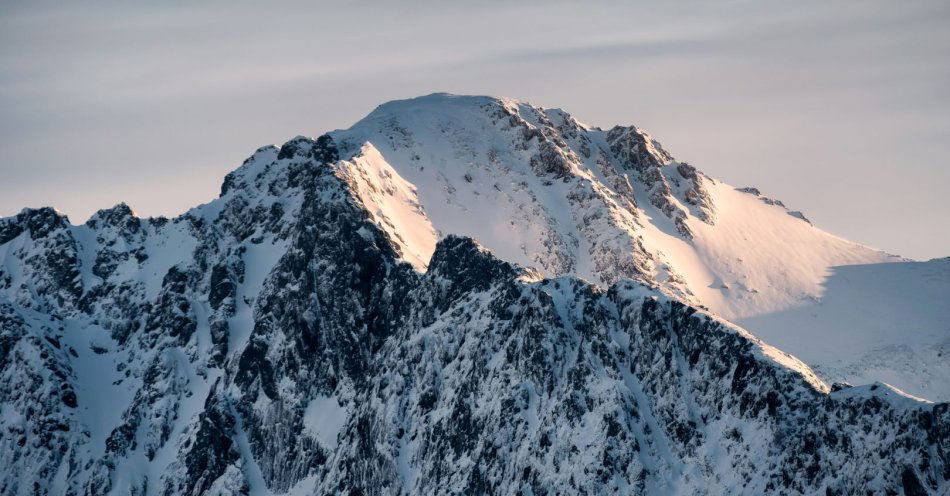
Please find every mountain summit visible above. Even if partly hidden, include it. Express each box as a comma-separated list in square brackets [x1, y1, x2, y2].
[328, 93, 948, 400]
[0, 94, 947, 495]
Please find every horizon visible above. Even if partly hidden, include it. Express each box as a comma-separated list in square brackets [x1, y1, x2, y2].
[1, 1, 948, 260]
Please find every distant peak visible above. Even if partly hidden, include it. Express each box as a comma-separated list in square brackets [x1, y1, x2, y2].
[219, 135, 338, 197]
[276, 134, 337, 161]
[85, 203, 145, 235]
[90, 202, 135, 220]
[0, 206, 69, 243]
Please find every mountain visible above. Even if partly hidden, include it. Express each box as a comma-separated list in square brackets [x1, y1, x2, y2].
[327, 93, 947, 401]
[0, 93, 947, 495]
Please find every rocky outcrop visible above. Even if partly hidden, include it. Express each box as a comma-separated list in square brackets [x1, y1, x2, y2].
[605, 126, 714, 237]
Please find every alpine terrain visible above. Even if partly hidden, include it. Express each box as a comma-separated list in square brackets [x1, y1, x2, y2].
[1, 93, 947, 495]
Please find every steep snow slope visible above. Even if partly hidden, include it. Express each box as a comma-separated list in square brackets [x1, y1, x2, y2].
[329, 93, 945, 399]
[336, 143, 437, 271]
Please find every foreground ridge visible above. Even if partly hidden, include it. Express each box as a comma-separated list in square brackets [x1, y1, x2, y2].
[0, 99, 947, 495]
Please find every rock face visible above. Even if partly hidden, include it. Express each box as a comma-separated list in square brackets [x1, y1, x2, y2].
[0, 96, 947, 495]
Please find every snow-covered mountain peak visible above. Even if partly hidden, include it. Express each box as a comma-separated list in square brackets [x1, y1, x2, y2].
[4, 94, 938, 402]
[328, 93, 895, 313]
[1, 93, 947, 495]
[85, 203, 140, 231]
[1, 206, 71, 240]
[322, 93, 942, 401]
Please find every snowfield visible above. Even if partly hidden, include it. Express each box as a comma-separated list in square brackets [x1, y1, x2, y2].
[739, 258, 950, 401]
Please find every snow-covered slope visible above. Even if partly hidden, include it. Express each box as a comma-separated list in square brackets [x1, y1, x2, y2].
[328, 93, 943, 399]
[0, 94, 947, 495]
[331, 93, 899, 318]
[739, 258, 950, 402]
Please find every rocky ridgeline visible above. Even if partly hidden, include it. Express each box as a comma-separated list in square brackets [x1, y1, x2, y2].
[0, 115, 946, 495]
[331, 94, 721, 297]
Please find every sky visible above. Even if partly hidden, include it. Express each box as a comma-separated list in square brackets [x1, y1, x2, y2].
[1, 1, 948, 260]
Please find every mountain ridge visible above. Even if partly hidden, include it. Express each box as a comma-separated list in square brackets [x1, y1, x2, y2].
[0, 94, 947, 495]
[328, 92, 944, 399]
[3, 93, 945, 402]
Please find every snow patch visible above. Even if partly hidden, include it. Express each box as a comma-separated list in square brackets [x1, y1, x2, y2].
[303, 396, 347, 449]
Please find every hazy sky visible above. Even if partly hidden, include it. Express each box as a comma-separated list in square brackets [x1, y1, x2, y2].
[1, 1, 948, 259]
